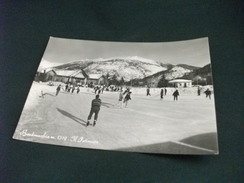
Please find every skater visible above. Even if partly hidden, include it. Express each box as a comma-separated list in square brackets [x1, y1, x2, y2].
[56, 84, 61, 96]
[146, 87, 151, 96]
[65, 83, 69, 91]
[77, 86, 80, 94]
[98, 86, 101, 94]
[67, 85, 72, 92]
[197, 86, 201, 96]
[123, 91, 132, 107]
[87, 95, 102, 126]
[101, 85, 105, 94]
[118, 89, 124, 108]
[40, 90, 44, 98]
[204, 88, 211, 99]
[71, 85, 75, 93]
[160, 88, 164, 99]
[164, 88, 167, 95]
[94, 86, 99, 94]
[172, 89, 179, 101]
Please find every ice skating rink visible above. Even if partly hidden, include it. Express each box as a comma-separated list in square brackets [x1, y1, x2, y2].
[13, 82, 218, 154]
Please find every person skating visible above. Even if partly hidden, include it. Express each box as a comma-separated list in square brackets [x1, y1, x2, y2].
[204, 88, 211, 99]
[164, 88, 167, 95]
[77, 86, 80, 94]
[97, 86, 101, 94]
[67, 85, 71, 92]
[71, 85, 76, 93]
[197, 87, 201, 96]
[172, 89, 179, 101]
[118, 89, 124, 108]
[94, 86, 99, 94]
[56, 84, 61, 96]
[146, 87, 151, 96]
[87, 95, 102, 126]
[123, 91, 132, 107]
[160, 88, 164, 99]
[101, 85, 105, 94]
[65, 83, 69, 91]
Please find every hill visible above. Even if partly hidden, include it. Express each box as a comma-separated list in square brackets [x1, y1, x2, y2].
[52, 57, 167, 82]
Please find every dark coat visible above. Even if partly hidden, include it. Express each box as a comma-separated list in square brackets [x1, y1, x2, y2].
[173, 90, 179, 96]
[91, 98, 101, 110]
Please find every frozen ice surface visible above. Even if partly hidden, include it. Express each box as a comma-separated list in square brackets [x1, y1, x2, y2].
[13, 82, 218, 154]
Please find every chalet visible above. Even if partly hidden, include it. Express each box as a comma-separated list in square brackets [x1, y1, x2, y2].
[87, 74, 107, 86]
[54, 70, 87, 84]
[35, 69, 56, 82]
[168, 79, 192, 88]
[36, 69, 88, 85]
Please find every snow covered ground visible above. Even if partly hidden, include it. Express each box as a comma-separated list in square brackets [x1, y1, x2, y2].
[13, 82, 218, 154]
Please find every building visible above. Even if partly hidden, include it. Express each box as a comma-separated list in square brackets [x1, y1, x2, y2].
[54, 70, 87, 84]
[87, 74, 107, 86]
[36, 69, 88, 85]
[35, 69, 56, 82]
[168, 79, 192, 87]
[36, 68, 107, 86]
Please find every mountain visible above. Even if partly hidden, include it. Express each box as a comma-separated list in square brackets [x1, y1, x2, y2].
[164, 65, 195, 80]
[138, 65, 194, 87]
[176, 64, 199, 71]
[48, 57, 212, 87]
[138, 64, 212, 87]
[52, 57, 167, 82]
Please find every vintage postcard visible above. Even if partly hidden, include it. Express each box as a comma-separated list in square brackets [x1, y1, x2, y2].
[13, 37, 218, 154]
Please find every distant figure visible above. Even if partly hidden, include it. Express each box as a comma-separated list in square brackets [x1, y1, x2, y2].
[40, 90, 44, 98]
[77, 86, 80, 94]
[197, 87, 201, 96]
[87, 95, 102, 126]
[164, 88, 167, 95]
[101, 85, 105, 94]
[65, 84, 69, 91]
[94, 86, 99, 94]
[98, 86, 101, 94]
[204, 89, 211, 99]
[146, 87, 151, 96]
[56, 84, 62, 95]
[172, 89, 179, 101]
[71, 86, 75, 93]
[67, 85, 71, 92]
[118, 90, 124, 108]
[56, 84, 61, 96]
[123, 91, 132, 107]
[160, 88, 164, 99]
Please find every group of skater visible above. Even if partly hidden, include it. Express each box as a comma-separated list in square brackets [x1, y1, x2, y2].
[55, 83, 81, 96]
[117, 88, 132, 108]
[147, 87, 168, 99]
[146, 86, 211, 101]
[198, 87, 212, 99]
[86, 87, 132, 127]
[86, 86, 212, 126]
[147, 86, 179, 101]
[53, 82, 213, 127]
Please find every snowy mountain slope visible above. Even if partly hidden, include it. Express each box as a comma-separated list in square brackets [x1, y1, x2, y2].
[138, 63, 212, 87]
[52, 57, 167, 81]
[164, 66, 193, 80]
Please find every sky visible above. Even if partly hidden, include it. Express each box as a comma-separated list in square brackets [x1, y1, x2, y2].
[39, 37, 211, 69]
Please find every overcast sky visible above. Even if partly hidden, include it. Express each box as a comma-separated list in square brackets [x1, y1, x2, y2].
[40, 37, 211, 68]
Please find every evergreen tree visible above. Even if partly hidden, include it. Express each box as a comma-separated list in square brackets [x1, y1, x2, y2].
[109, 74, 118, 85]
[118, 77, 125, 86]
[157, 74, 168, 87]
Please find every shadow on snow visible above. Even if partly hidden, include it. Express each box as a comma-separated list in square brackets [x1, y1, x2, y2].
[101, 102, 114, 108]
[56, 108, 87, 126]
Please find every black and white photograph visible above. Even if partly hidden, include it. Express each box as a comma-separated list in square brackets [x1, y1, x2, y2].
[13, 37, 218, 154]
